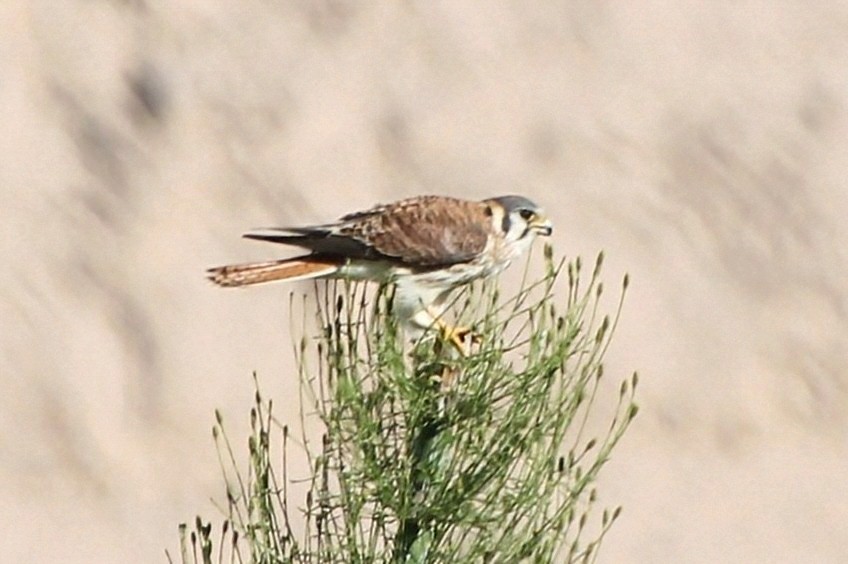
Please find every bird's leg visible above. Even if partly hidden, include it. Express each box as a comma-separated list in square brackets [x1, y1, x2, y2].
[425, 307, 480, 355]
[441, 323, 479, 351]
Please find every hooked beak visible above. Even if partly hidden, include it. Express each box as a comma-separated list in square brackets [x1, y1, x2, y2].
[531, 217, 553, 237]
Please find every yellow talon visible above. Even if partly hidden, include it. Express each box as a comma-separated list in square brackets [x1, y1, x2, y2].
[438, 323, 480, 355]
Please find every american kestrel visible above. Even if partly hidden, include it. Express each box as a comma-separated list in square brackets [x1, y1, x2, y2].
[207, 195, 552, 349]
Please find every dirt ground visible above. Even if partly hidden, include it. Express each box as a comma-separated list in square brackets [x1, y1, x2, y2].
[2, 2, 847, 562]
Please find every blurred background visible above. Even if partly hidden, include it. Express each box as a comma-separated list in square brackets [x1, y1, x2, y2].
[2, 2, 847, 562]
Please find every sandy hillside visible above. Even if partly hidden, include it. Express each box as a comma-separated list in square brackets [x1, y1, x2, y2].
[1, 2, 847, 562]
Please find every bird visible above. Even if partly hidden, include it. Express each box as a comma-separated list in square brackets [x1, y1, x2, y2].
[207, 194, 552, 351]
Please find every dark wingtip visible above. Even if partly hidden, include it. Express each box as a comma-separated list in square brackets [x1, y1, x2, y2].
[242, 227, 331, 244]
[242, 229, 294, 243]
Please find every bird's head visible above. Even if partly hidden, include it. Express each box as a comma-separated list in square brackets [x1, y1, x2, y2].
[486, 195, 553, 246]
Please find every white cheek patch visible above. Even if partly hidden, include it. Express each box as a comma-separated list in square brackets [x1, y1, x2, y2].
[507, 215, 530, 242]
[491, 207, 532, 243]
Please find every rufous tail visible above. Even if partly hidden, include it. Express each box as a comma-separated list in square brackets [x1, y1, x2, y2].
[207, 258, 338, 287]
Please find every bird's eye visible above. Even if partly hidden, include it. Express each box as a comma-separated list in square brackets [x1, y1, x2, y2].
[518, 209, 535, 221]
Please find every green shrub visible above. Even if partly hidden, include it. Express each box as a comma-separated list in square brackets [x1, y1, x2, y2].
[171, 247, 637, 563]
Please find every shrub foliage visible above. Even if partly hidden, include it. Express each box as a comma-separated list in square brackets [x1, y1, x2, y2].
[171, 247, 637, 563]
